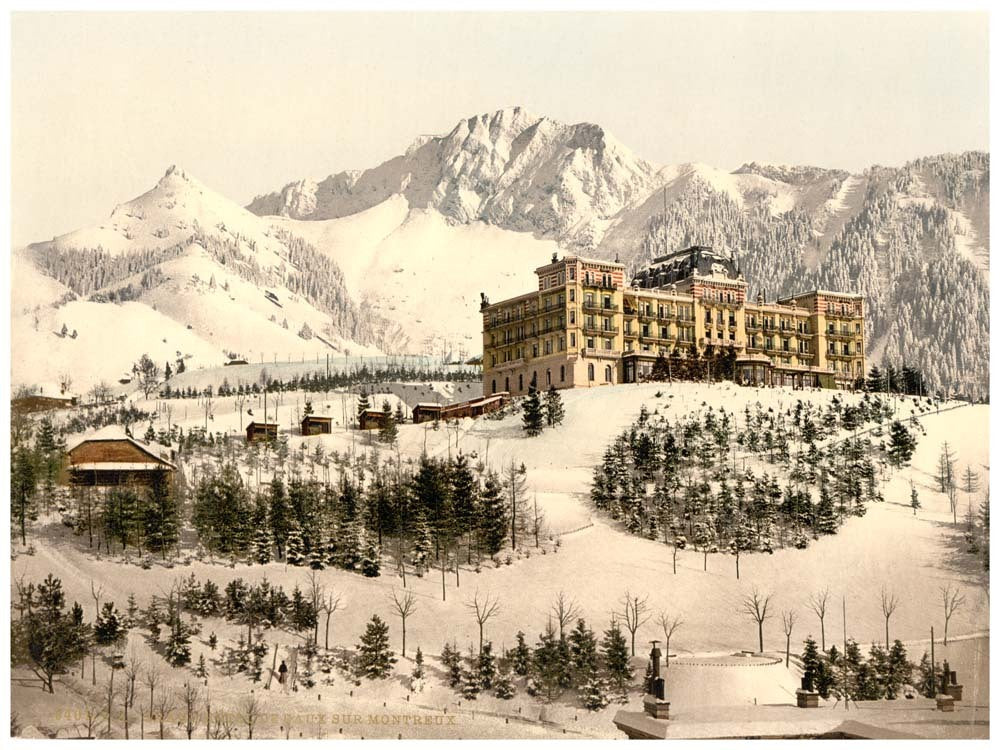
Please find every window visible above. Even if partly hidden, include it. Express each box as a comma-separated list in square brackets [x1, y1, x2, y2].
[505, 376, 510, 391]
[491, 379, 496, 394]
[544, 340, 552, 354]
[570, 333, 577, 347]
[705, 310, 712, 323]
[603, 295, 611, 309]
[491, 354, 497, 366]
[605, 365, 613, 382]
[570, 310, 576, 324]
[558, 293, 565, 305]
[532, 344, 538, 358]
[569, 288, 575, 301]
[531, 372, 537, 388]
[560, 365, 565, 382]
[587, 337, 595, 348]
[588, 363, 595, 381]
[546, 369, 551, 385]
[585, 293, 594, 306]
[604, 338, 613, 350]
[518, 374, 524, 390]
[660, 327, 668, 339]
[558, 336, 565, 351]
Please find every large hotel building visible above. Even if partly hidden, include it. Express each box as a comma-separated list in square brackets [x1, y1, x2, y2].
[481, 246, 865, 397]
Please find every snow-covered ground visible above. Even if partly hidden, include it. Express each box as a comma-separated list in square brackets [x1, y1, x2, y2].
[11, 381, 989, 738]
[269, 200, 557, 357]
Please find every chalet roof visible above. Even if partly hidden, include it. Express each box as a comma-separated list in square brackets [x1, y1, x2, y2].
[302, 415, 333, 422]
[68, 430, 177, 470]
[247, 421, 278, 429]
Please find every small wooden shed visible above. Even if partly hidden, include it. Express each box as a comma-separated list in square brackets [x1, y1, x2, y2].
[301, 415, 333, 436]
[246, 421, 278, 442]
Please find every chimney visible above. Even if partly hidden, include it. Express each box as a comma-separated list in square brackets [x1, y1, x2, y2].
[551, 252, 558, 264]
[642, 641, 669, 719]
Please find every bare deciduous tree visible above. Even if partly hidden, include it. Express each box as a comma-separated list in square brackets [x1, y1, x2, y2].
[941, 584, 966, 646]
[320, 591, 342, 651]
[656, 612, 683, 668]
[619, 590, 652, 656]
[465, 589, 502, 653]
[550, 591, 582, 640]
[76, 693, 108, 739]
[305, 570, 325, 648]
[237, 692, 266, 739]
[739, 587, 773, 653]
[142, 661, 162, 721]
[781, 610, 797, 668]
[178, 681, 201, 740]
[153, 688, 175, 739]
[390, 588, 418, 657]
[808, 588, 830, 651]
[880, 586, 899, 648]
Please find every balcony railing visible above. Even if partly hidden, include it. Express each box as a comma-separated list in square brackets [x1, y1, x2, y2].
[584, 323, 619, 335]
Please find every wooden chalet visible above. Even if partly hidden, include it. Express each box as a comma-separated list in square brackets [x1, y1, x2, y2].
[412, 392, 510, 424]
[246, 421, 279, 442]
[67, 434, 177, 487]
[301, 415, 333, 436]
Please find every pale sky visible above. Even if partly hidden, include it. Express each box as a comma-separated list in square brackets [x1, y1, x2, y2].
[11, 11, 989, 248]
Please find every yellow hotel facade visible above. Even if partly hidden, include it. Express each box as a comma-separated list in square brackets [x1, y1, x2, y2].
[481, 246, 865, 397]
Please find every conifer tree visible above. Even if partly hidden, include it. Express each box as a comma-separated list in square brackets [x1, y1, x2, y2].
[478, 471, 508, 557]
[476, 641, 497, 690]
[12, 444, 38, 546]
[356, 391, 371, 426]
[251, 522, 273, 564]
[493, 661, 516, 699]
[410, 515, 434, 575]
[360, 530, 381, 577]
[601, 618, 632, 694]
[887, 421, 917, 467]
[268, 476, 291, 559]
[440, 641, 463, 687]
[411, 647, 424, 680]
[568, 619, 599, 685]
[285, 522, 306, 566]
[910, 484, 921, 516]
[356, 615, 396, 679]
[378, 405, 398, 445]
[544, 386, 565, 427]
[532, 621, 564, 701]
[144, 469, 179, 557]
[165, 617, 192, 667]
[511, 631, 532, 676]
[522, 387, 545, 436]
[581, 673, 610, 710]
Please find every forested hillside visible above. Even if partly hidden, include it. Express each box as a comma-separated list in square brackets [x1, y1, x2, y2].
[629, 154, 989, 400]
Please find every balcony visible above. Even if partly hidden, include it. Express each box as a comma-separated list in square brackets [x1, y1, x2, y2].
[494, 357, 526, 371]
[581, 348, 621, 359]
[583, 301, 618, 312]
[584, 323, 618, 335]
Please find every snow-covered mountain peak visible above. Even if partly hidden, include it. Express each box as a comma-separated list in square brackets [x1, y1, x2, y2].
[247, 107, 660, 249]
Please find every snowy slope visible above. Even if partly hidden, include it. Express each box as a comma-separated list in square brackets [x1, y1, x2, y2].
[270, 201, 559, 359]
[13, 167, 388, 392]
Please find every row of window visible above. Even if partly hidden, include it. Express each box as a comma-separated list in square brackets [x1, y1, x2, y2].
[489, 361, 614, 394]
